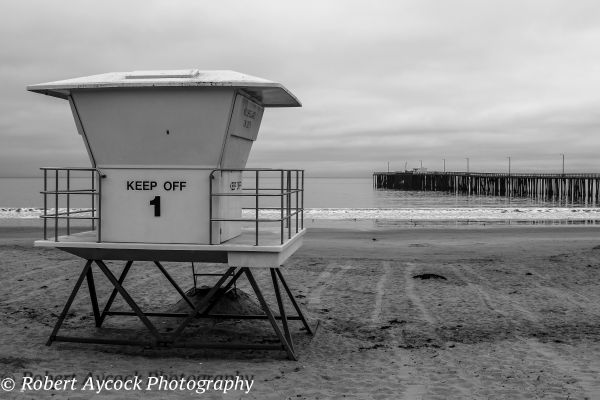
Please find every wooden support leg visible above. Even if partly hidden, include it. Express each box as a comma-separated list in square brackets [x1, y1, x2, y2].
[154, 261, 196, 311]
[46, 262, 309, 358]
[98, 261, 133, 326]
[199, 267, 246, 316]
[172, 267, 236, 340]
[86, 265, 101, 327]
[276, 268, 313, 335]
[244, 268, 297, 360]
[94, 260, 163, 345]
[47, 260, 93, 346]
[271, 268, 294, 354]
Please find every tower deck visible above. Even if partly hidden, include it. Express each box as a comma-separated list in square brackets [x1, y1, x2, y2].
[34, 228, 305, 267]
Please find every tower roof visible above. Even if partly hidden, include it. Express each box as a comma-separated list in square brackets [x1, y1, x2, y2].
[27, 69, 301, 107]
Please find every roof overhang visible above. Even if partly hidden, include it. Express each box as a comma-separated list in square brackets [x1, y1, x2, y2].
[27, 69, 301, 107]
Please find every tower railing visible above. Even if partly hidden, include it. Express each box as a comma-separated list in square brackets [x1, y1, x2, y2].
[209, 169, 304, 245]
[40, 167, 102, 242]
[40, 167, 304, 246]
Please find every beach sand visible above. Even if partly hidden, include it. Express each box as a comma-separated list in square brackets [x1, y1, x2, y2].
[2, 222, 600, 398]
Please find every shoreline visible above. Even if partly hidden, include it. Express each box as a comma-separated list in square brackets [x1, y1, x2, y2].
[3, 216, 600, 229]
[4, 205, 600, 224]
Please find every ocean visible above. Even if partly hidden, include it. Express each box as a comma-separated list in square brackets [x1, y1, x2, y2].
[1, 177, 600, 223]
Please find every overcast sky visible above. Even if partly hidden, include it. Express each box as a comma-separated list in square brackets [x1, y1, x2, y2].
[2, 0, 600, 177]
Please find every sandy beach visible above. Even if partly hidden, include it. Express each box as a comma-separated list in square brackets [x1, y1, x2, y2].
[2, 222, 600, 399]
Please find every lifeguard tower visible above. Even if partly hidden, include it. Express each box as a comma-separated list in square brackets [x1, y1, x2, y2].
[27, 69, 311, 360]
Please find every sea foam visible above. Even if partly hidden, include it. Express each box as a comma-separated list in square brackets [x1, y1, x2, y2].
[2, 207, 600, 222]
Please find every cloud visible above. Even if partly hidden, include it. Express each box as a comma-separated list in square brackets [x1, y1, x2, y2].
[2, 0, 600, 176]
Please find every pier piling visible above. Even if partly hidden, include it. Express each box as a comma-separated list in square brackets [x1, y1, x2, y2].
[373, 171, 600, 205]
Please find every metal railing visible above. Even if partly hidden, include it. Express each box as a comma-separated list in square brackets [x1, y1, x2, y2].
[41, 167, 102, 242]
[209, 169, 304, 245]
[40, 167, 304, 246]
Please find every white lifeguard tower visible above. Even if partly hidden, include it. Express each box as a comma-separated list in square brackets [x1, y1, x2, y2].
[27, 70, 311, 359]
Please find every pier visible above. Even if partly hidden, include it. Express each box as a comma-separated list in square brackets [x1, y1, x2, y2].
[373, 171, 600, 205]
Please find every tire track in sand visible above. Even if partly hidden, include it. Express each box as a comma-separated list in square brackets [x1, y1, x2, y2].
[454, 263, 540, 323]
[525, 269, 600, 317]
[454, 263, 599, 397]
[404, 262, 436, 325]
[404, 262, 485, 398]
[307, 263, 352, 306]
[371, 260, 392, 324]
[524, 339, 600, 398]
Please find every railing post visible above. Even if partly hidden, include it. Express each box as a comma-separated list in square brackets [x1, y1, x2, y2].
[97, 170, 102, 243]
[66, 169, 70, 236]
[209, 171, 214, 245]
[301, 170, 304, 230]
[295, 170, 299, 233]
[287, 170, 291, 239]
[255, 170, 259, 246]
[91, 169, 95, 231]
[54, 169, 59, 241]
[43, 169, 47, 240]
[280, 170, 284, 245]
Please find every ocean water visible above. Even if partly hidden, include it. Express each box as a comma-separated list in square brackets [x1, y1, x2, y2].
[1, 177, 599, 223]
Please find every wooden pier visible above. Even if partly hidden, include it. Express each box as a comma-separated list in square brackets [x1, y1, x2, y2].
[373, 171, 600, 204]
